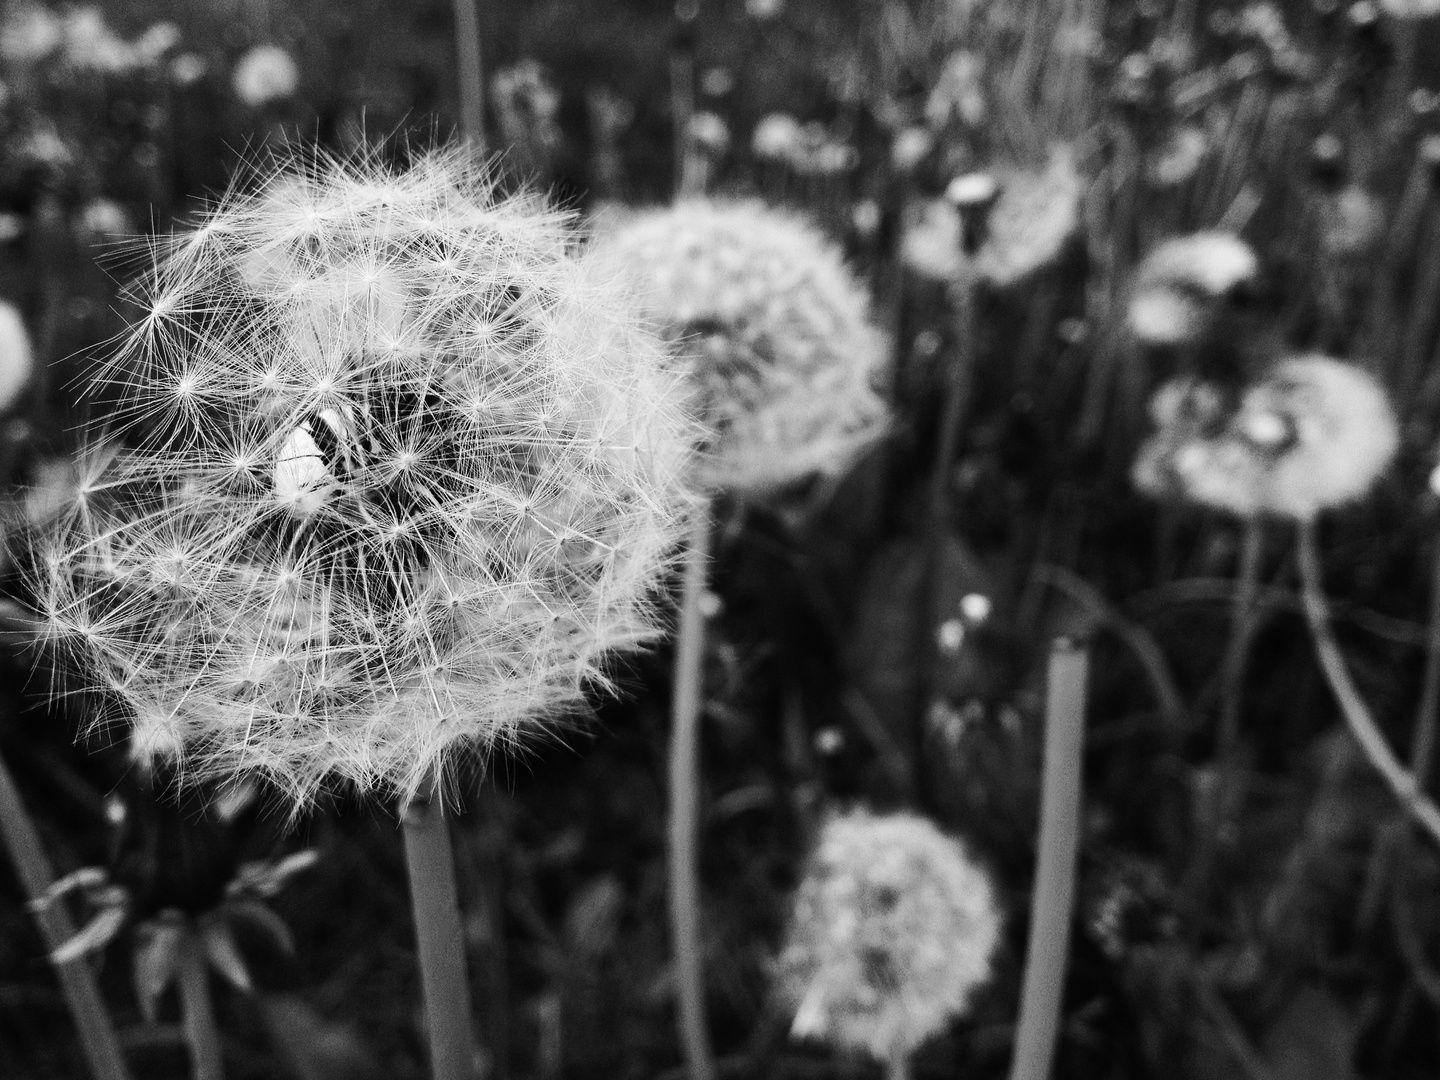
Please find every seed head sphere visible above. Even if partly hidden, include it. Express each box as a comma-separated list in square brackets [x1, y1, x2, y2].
[779, 809, 1002, 1064]
[591, 199, 888, 496]
[33, 150, 697, 806]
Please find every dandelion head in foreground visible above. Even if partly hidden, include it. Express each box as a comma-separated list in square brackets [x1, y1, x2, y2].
[590, 199, 887, 496]
[1127, 230, 1258, 347]
[778, 808, 1001, 1066]
[1133, 356, 1398, 520]
[28, 148, 697, 806]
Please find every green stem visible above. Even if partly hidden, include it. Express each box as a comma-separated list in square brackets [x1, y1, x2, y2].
[1296, 520, 1440, 847]
[452, 0, 486, 151]
[1218, 518, 1264, 757]
[402, 782, 476, 1080]
[176, 928, 224, 1080]
[1009, 638, 1089, 1080]
[885, 1046, 911, 1080]
[1410, 537, 1440, 793]
[668, 507, 715, 1080]
[670, 2, 699, 199]
[0, 751, 131, 1080]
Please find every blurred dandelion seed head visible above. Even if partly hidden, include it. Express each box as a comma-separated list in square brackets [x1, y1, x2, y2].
[0, 301, 33, 415]
[1134, 356, 1398, 519]
[232, 44, 299, 107]
[591, 199, 887, 495]
[902, 146, 1082, 287]
[1127, 230, 1258, 346]
[29, 148, 697, 806]
[779, 808, 1002, 1064]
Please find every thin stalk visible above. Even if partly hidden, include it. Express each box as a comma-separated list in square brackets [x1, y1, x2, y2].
[1009, 638, 1089, 1080]
[402, 780, 476, 1080]
[670, 1, 700, 199]
[668, 507, 715, 1080]
[0, 752, 130, 1080]
[1218, 519, 1264, 757]
[1296, 520, 1440, 847]
[915, 269, 978, 802]
[1410, 537, 1440, 793]
[176, 928, 224, 1080]
[452, 0, 486, 151]
[885, 1047, 911, 1080]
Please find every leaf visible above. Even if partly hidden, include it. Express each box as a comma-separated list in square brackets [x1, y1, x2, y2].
[230, 849, 321, 900]
[223, 898, 296, 956]
[51, 902, 128, 964]
[31, 866, 109, 911]
[132, 919, 184, 1022]
[200, 919, 252, 993]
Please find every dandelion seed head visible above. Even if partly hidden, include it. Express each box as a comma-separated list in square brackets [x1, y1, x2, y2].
[1128, 231, 1258, 347]
[29, 148, 697, 807]
[591, 199, 887, 495]
[778, 808, 1002, 1065]
[1133, 356, 1398, 519]
[0, 301, 33, 413]
[902, 146, 1082, 288]
[232, 44, 299, 107]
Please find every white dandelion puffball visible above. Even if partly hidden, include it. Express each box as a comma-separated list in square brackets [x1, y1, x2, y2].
[901, 146, 1083, 288]
[232, 44, 299, 107]
[0, 301, 33, 413]
[31, 149, 697, 805]
[779, 809, 1002, 1064]
[1127, 231, 1258, 346]
[590, 199, 888, 495]
[1133, 356, 1398, 519]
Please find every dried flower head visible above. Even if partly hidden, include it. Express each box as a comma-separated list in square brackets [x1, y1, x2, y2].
[1133, 356, 1398, 519]
[778, 808, 1002, 1065]
[29, 148, 696, 806]
[590, 199, 887, 495]
[1127, 231, 1258, 347]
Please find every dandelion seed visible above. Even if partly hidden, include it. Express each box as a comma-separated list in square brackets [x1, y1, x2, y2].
[779, 808, 1002, 1067]
[591, 199, 887, 495]
[29, 148, 697, 806]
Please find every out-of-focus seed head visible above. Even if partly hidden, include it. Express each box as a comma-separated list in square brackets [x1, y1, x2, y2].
[1127, 231, 1259, 347]
[28, 148, 698, 807]
[1133, 356, 1398, 519]
[778, 808, 1002, 1065]
[590, 199, 888, 496]
[903, 146, 1082, 288]
[0, 301, 33, 414]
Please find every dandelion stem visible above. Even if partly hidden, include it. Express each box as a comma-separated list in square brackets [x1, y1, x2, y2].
[452, 0, 486, 151]
[671, 1, 700, 198]
[1410, 537, 1440, 793]
[402, 781, 476, 1080]
[1296, 520, 1440, 847]
[669, 506, 715, 1080]
[0, 751, 131, 1080]
[176, 927, 224, 1080]
[1009, 637, 1088, 1080]
[885, 1047, 912, 1080]
[1218, 518, 1264, 757]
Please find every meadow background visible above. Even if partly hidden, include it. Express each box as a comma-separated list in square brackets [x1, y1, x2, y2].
[2, 0, 1440, 1077]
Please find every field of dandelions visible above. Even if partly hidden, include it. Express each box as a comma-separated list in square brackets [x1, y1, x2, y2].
[4, 0, 1440, 1078]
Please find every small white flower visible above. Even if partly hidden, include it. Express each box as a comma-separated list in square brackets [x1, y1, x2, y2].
[232, 44, 299, 107]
